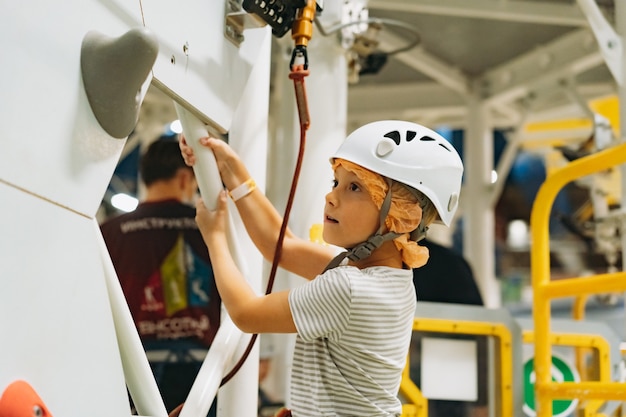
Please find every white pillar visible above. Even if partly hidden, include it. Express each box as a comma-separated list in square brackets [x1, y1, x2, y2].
[463, 93, 501, 308]
[216, 27, 273, 417]
[265, 5, 348, 406]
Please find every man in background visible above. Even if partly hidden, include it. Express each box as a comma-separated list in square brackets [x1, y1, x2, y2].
[412, 238, 486, 417]
[101, 136, 220, 414]
[413, 239, 483, 305]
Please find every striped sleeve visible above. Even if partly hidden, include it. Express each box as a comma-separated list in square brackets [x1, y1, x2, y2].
[289, 267, 352, 342]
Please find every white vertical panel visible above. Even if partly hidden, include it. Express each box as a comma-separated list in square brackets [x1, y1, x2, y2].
[0, 0, 144, 218]
[215, 24, 272, 417]
[1, 2, 143, 415]
[140, 0, 271, 133]
[0, 182, 129, 417]
[1, 2, 274, 416]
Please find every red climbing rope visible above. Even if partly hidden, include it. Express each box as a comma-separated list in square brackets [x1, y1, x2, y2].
[220, 62, 311, 387]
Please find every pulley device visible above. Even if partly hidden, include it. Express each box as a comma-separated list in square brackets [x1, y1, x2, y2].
[242, 0, 321, 69]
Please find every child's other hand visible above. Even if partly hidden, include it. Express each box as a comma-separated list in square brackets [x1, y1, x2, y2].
[180, 135, 250, 192]
[179, 135, 196, 166]
[195, 191, 229, 241]
[198, 136, 251, 191]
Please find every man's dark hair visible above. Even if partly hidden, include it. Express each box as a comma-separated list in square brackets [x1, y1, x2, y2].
[139, 136, 191, 186]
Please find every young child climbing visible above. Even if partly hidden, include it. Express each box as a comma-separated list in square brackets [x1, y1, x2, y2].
[180, 120, 464, 416]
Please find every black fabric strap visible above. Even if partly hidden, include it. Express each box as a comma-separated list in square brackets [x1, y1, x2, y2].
[321, 251, 349, 274]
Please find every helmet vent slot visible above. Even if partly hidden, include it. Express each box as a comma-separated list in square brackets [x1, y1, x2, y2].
[407, 131, 416, 141]
[438, 143, 452, 152]
[383, 130, 401, 145]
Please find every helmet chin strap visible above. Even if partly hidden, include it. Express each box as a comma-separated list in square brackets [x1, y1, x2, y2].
[410, 223, 428, 242]
[322, 179, 400, 273]
[406, 185, 429, 243]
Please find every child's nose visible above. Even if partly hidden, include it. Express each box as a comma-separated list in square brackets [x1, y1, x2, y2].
[325, 190, 336, 206]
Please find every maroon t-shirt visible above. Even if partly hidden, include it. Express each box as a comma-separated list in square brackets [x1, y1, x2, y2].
[100, 199, 220, 348]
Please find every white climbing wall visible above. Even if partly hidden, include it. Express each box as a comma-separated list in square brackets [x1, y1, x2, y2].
[0, 1, 271, 417]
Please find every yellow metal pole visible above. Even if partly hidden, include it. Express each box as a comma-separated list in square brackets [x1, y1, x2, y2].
[572, 295, 590, 384]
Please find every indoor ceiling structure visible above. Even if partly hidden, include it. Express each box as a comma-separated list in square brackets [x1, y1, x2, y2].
[132, 0, 618, 150]
[115, 0, 620, 213]
[347, 0, 617, 134]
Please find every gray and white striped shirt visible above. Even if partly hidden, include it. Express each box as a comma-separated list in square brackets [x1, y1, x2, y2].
[288, 265, 416, 416]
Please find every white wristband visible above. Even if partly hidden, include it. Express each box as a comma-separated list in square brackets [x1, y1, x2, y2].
[228, 178, 256, 202]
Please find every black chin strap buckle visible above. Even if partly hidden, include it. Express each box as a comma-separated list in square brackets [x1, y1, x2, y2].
[347, 235, 385, 261]
[347, 231, 402, 262]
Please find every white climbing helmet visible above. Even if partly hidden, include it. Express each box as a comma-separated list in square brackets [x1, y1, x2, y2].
[331, 120, 464, 226]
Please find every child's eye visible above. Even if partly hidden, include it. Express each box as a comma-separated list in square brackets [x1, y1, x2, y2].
[349, 183, 360, 192]
[331, 179, 338, 188]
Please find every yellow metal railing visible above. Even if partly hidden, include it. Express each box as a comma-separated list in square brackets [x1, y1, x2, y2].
[530, 141, 626, 417]
[399, 365, 427, 417]
[523, 330, 611, 383]
[523, 330, 612, 416]
[399, 317, 514, 417]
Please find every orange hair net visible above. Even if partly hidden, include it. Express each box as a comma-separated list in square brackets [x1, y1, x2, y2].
[332, 158, 429, 268]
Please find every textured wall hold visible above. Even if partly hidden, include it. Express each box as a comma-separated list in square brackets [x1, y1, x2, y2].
[81, 27, 159, 139]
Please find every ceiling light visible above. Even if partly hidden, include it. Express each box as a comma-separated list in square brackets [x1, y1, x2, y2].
[111, 193, 138, 212]
[169, 119, 183, 134]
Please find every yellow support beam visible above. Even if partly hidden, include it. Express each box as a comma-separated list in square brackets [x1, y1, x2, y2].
[521, 94, 620, 150]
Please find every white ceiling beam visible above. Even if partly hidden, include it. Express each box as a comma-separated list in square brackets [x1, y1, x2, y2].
[347, 81, 518, 129]
[348, 81, 463, 110]
[347, 104, 468, 130]
[481, 29, 606, 106]
[347, 78, 616, 130]
[347, 82, 464, 128]
[368, 0, 589, 27]
[376, 30, 469, 95]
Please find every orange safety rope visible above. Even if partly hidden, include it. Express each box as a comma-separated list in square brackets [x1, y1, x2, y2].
[220, 63, 311, 387]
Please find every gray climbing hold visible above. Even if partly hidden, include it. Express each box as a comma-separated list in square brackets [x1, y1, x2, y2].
[81, 27, 158, 139]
